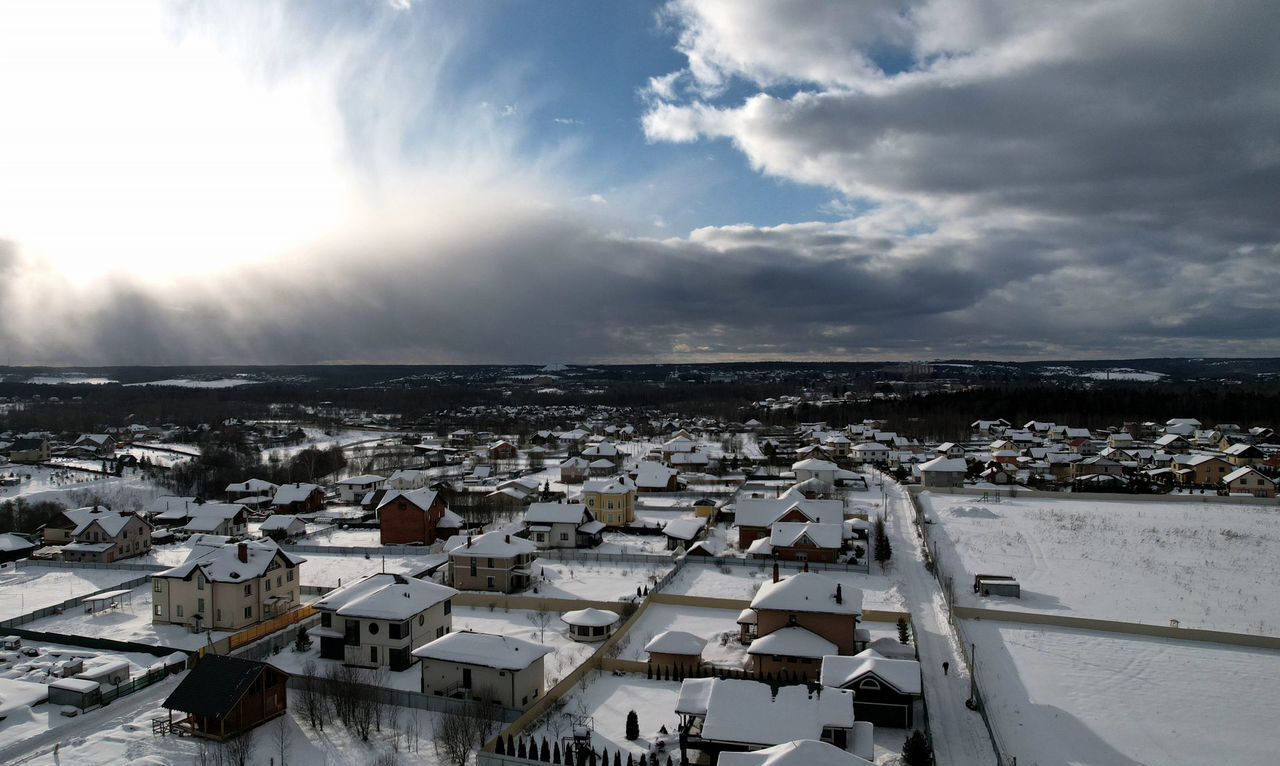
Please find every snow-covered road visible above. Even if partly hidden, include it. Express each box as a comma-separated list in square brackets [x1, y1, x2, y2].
[880, 475, 999, 766]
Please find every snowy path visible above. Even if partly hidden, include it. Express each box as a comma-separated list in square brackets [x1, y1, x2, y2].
[880, 476, 998, 766]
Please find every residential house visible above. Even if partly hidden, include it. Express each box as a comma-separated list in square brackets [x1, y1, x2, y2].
[272, 483, 325, 513]
[747, 571, 862, 681]
[663, 518, 705, 552]
[313, 573, 457, 671]
[445, 532, 537, 593]
[633, 461, 680, 492]
[385, 469, 430, 491]
[1172, 454, 1233, 486]
[73, 434, 117, 457]
[746, 522, 844, 563]
[163, 655, 288, 741]
[258, 514, 306, 541]
[581, 476, 637, 526]
[917, 456, 967, 488]
[675, 678, 856, 761]
[488, 440, 518, 461]
[523, 502, 604, 549]
[791, 459, 839, 485]
[0, 532, 36, 564]
[1071, 456, 1125, 480]
[849, 442, 891, 464]
[335, 474, 385, 504]
[377, 488, 461, 546]
[224, 478, 279, 504]
[935, 442, 965, 459]
[582, 440, 622, 468]
[734, 498, 843, 548]
[1223, 443, 1266, 466]
[180, 504, 249, 538]
[1155, 434, 1191, 453]
[1222, 466, 1276, 498]
[821, 648, 922, 728]
[6, 437, 49, 464]
[413, 631, 552, 709]
[57, 509, 152, 564]
[559, 456, 590, 484]
[152, 539, 304, 631]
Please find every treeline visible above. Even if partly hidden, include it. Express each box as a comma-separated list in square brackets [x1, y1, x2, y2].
[164, 436, 347, 498]
[0, 497, 67, 535]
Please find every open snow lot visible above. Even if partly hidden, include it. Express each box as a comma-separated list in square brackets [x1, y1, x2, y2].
[299, 526, 384, 548]
[0, 564, 145, 621]
[301, 552, 445, 588]
[522, 673, 683, 759]
[966, 620, 1280, 766]
[661, 563, 907, 613]
[529, 559, 673, 601]
[18, 584, 234, 652]
[920, 492, 1280, 633]
[0, 467, 164, 513]
[617, 603, 747, 667]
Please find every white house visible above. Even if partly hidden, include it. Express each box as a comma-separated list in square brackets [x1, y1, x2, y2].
[313, 573, 457, 671]
[414, 631, 552, 709]
[335, 475, 386, 504]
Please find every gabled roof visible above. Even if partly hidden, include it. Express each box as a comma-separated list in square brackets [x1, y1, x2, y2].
[376, 488, 440, 512]
[919, 456, 967, 473]
[645, 630, 707, 656]
[411, 630, 552, 670]
[769, 522, 842, 549]
[314, 573, 456, 619]
[164, 655, 284, 718]
[273, 483, 322, 504]
[158, 538, 303, 583]
[258, 514, 304, 532]
[675, 679, 854, 747]
[735, 498, 843, 529]
[663, 518, 704, 541]
[751, 572, 861, 616]
[524, 502, 591, 525]
[581, 476, 636, 495]
[336, 474, 385, 486]
[746, 626, 837, 658]
[444, 531, 537, 558]
[1223, 466, 1274, 485]
[820, 648, 922, 695]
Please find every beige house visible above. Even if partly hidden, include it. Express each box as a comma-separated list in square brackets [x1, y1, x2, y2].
[413, 631, 552, 709]
[59, 510, 152, 564]
[313, 573, 457, 671]
[523, 502, 604, 549]
[580, 476, 636, 526]
[152, 540, 305, 631]
[1222, 466, 1276, 498]
[445, 532, 538, 593]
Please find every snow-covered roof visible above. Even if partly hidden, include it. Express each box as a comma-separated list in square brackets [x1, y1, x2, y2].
[735, 499, 843, 529]
[376, 488, 439, 512]
[919, 456, 967, 473]
[634, 462, 678, 489]
[411, 631, 552, 670]
[736, 608, 757, 625]
[525, 503, 591, 525]
[1223, 466, 1273, 484]
[560, 608, 619, 628]
[444, 531, 537, 558]
[582, 476, 636, 495]
[663, 518, 704, 541]
[258, 514, 303, 532]
[746, 626, 837, 658]
[719, 740, 875, 766]
[769, 522, 842, 549]
[225, 478, 278, 494]
[73, 512, 138, 538]
[676, 678, 854, 747]
[791, 458, 838, 472]
[182, 515, 231, 533]
[314, 573, 456, 619]
[157, 538, 304, 583]
[0, 533, 35, 552]
[336, 474, 385, 487]
[751, 572, 861, 616]
[644, 630, 708, 656]
[820, 648, 922, 695]
[273, 483, 322, 505]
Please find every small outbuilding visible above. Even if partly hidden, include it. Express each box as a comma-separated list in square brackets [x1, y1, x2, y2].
[561, 608, 620, 642]
[644, 630, 707, 674]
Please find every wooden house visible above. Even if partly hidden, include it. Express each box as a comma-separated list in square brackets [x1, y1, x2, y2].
[163, 655, 288, 741]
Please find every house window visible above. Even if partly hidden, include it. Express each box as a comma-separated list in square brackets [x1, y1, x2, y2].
[265, 578, 272, 591]
[369, 622, 380, 635]
[321, 612, 332, 627]
[244, 606, 253, 619]
[370, 646, 378, 663]
[154, 581, 162, 593]
[154, 605, 162, 616]
[418, 614, 425, 626]
[176, 605, 184, 617]
[469, 559, 477, 577]
[217, 609, 222, 621]
[559, 532, 569, 541]
[244, 584, 252, 597]
[859, 678, 881, 691]
[437, 626, 446, 638]
[197, 598, 205, 614]
[486, 576, 496, 589]
[486, 558, 494, 568]
[443, 601, 451, 615]
[277, 576, 282, 588]
[287, 569, 294, 582]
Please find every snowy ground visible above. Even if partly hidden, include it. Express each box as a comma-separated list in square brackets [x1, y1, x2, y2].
[530, 559, 672, 601]
[0, 467, 164, 513]
[965, 620, 1280, 766]
[0, 639, 170, 689]
[0, 564, 145, 621]
[0, 676, 452, 766]
[660, 563, 907, 613]
[521, 672, 683, 760]
[596, 531, 675, 555]
[301, 552, 447, 589]
[920, 492, 1280, 634]
[299, 526, 384, 547]
[616, 603, 747, 667]
[18, 584, 234, 652]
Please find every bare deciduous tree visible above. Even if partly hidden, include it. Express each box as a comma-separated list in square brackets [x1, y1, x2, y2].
[272, 713, 291, 766]
[530, 609, 555, 642]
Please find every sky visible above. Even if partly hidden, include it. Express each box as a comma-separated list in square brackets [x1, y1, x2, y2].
[0, 0, 1277, 365]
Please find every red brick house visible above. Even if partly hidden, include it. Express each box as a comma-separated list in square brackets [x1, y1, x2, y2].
[378, 488, 462, 545]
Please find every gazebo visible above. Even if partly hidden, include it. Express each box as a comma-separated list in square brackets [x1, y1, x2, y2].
[561, 608, 620, 642]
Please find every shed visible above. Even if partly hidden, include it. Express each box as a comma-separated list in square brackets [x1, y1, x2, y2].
[974, 575, 1020, 598]
[48, 677, 100, 710]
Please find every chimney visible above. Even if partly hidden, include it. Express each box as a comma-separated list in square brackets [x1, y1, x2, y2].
[237, 542, 248, 563]
[835, 584, 843, 605]
[466, 537, 473, 548]
[772, 561, 779, 583]
[505, 534, 511, 544]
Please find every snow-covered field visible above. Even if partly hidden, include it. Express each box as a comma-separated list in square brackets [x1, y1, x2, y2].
[522, 673, 682, 759]
[617, 603, 747, 666]
[920, 492, 1280, 633]
[18, 584, 234, 651]
[966, 620, 1280, 766]
[298, 526, 384, 548]
[0, 467, 164, 513]
[530, 559, 672, 601]
[124, 377, 257, 388]
[301, 552, 446, 588]
[661, 563, 907, 613]
[0, 564, 145, 621]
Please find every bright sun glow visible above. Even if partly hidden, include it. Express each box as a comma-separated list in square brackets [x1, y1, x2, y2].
[0, 0, 354, 284]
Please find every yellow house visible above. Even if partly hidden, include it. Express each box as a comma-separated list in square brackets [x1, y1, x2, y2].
[580, 476, 636, 526]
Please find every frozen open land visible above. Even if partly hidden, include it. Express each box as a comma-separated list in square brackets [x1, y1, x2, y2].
[18, 584, 234, 651]
[966, 620, 1280, 766]
[920, 492, 1280, 634]
[528, 559, 672, 601]
[617, 603, 747, 666]
[0, 564, 146, 621]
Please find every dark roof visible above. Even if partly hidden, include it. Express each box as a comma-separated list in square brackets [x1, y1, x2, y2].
[9, 438, 45, 451]
[164, 655, 284, 718]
